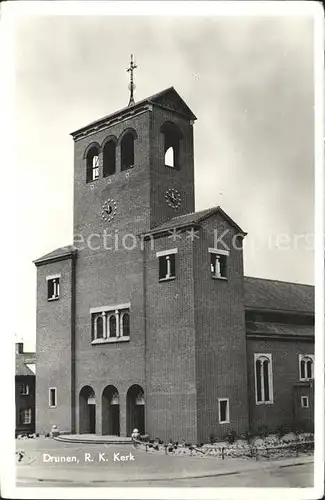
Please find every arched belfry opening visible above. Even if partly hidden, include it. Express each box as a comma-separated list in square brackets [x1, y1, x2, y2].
[160, 121, 183, 169]
[102, 385, 120, 436]
[86, 146, 100, 182]
[103, 139, 116, 177]
[126, 384, 145, 436]
[79, 386, 96, 434]
[120, 130, 136, 171]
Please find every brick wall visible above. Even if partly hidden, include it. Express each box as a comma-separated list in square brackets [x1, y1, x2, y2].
[246, 337, 314, 431]
[150, 107, 195, 228]
[35, 257, 74, 434]
[144, 234, 197, 443]
[193, 213, 249, 442]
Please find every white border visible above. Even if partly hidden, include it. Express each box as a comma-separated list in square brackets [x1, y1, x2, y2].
[0, 2, 323, 500]
[156, 248, 178, 257]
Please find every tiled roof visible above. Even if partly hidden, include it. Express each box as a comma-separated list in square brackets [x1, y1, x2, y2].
[71, 87, 197, 137]
[244, 276, 314, 314]
[149, 206, 246, 235]
[34, 245, 76, 266]
[16, 356, 35, 377]
[246, 321, 314, 338]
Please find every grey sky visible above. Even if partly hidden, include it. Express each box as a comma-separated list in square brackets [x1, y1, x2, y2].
[15, 15, 314, 350]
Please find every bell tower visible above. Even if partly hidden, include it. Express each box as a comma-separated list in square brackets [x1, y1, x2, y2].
[71, 57, 197, 248]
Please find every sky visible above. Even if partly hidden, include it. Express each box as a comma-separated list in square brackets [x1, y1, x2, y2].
[13, 13, 315, 351]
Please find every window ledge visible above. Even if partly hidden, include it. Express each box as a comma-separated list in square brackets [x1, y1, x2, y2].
[300, 378, 313, 382]
[219, 421, 230, 425]
[48, 296, 59, 302]
[91, 336, 130, 345]
[159, 276, 176, 283]
[256, 401, 274, 406]
[212, 275, 228, 281]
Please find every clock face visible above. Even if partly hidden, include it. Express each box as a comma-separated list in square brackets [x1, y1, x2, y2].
[101, 199, 117, 222]
[165, 188, 181, 209]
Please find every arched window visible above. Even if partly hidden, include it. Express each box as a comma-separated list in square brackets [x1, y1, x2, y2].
[121, 312, 130, 337]
[299, 355, 314, 380]
[86, 146, 100, 182]
[96, 316, 104, 339]
[120, 131, 136, 171]
[109, 315, 117, 337]
[103, 140, 116, 177]
[254, 354, 273, 404]
[160, 122, 183, 169]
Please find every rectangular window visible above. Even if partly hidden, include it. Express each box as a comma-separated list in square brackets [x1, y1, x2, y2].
[20, 408, 32, 425]
[47, 277, 60, 300]
[156, 249, 178, 281]
[20, 383, 29, 395]
[49, 387, 57, 408]
[218, 398, 229, 424]
[209, 248, 228, 279]
[301, 396, 309, 408]
[254, 353, 274, 405]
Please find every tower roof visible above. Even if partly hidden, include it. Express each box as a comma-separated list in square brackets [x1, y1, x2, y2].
[70, 87, 197, 140]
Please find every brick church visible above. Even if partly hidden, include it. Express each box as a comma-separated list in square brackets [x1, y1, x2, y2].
[34, 67, 314, 442]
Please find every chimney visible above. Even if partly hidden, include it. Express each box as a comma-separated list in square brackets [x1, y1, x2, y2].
[15, 342, 24, 355]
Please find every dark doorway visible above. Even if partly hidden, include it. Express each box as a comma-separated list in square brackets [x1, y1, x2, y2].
[126, 384, 145, 436]
[79, 386, 96, 434]
[102, 385, 120, 436]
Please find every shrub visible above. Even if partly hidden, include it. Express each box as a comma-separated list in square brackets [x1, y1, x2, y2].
[209, 433, 216, 444]
[224, 430, 237, 444]
[257, 424, 270, 439]
[168, 446, 174, 453]
[140, 434, 150, 442]
[275, 423, 292, 438]
[292, 421, 307, 435]
[242, 429, 253, 444]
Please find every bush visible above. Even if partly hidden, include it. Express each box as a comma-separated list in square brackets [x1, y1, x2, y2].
[209, 433, 216, 444]
[275, 423, 292, 438]
[140, 434, 150, 442]
[292, 421, 307, 435]
[224, 430, 237, 444]
[242, 429, 253, 444]
[257, 425, 270, 439]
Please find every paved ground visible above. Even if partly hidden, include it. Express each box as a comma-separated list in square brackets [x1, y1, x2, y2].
[16, 437, 314, 488]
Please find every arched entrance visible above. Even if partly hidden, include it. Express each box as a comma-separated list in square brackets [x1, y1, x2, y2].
[126, 384, 145, 436]
[102, 385, 120, 436]
[79, 386, 96, 434]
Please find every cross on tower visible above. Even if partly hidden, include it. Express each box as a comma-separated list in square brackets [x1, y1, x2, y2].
[127, 54, 138, 106]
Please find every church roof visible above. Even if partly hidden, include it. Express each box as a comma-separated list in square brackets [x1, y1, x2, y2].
[149, 206, 246, 235]
[244, 276, 314, 314]
[16, 356, 35, 377]
[246, 321, 314, 339]
[71, 87, 197, 138]
[34, 245, 76, 267]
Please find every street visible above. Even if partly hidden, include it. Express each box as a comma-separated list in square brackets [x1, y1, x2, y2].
[16, 437, 314, 488]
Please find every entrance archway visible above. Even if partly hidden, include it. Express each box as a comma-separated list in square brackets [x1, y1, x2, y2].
[79, 386, 96, 434]
[126, 384, 145, 436]
[102, 385, 120, 436]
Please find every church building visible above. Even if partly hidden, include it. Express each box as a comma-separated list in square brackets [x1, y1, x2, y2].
[34, 63, 314, 442]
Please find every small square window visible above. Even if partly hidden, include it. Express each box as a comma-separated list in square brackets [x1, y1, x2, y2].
[49, 387, 57, 408]
[301, 396, 309, 408]
[47, 278, 60, 300]
[20, 384, 29, 395]
[159, 254, 176, 281]
[218, 398, 229, 424]
[210, 253, 227, 279]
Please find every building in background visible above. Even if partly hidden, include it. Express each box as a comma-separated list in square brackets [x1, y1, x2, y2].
[15, 343, 36, 436]
[34, 84, 314, 441]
